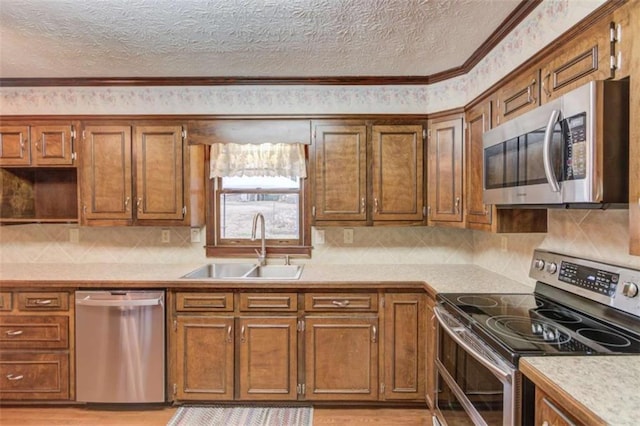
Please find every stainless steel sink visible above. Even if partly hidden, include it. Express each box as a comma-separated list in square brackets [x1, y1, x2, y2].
[180, 263, 256, 279]
[180, 263, 303, 280]
[242, 265, 304, 280]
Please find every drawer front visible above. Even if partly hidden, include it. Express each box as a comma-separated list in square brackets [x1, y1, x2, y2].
[0, 352, 70, 400]
[0, 292, 12, 311]
[0, 316, 69, 349]
[17, 292, 69, 311]
[239, 293, 297, 312]
[176, 292, 234, 312]
[304, 293, 378, 312]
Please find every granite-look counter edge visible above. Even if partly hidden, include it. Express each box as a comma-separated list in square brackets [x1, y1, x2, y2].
[521, 355, 640, 426]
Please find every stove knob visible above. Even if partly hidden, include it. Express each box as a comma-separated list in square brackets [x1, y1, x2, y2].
[622, 282, 639, 298]
[543, 328, 556, 341]
[531, 323, 543, 335]
[534, 259, 545, 271]
[546, 262, 558, 274]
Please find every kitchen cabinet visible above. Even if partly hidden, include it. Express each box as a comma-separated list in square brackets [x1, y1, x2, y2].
[81, 123, 204, 226]
[382, 293, 425, 401]
[536, 388, 583, 426]
[174, 315, 235, 401]
[0, 121, 78, 224]
[427, 114, 464, 226]
[464, 99, 547, 233]
[493, 68, 540, 127]
[312, 121, 425, 225]
[0, 123, 75, 167]
[540, 20, 614, 103]
[304, 315, 378, 401]
[0, 290, 73, 401]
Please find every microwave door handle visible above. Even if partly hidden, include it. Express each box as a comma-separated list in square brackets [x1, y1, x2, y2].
[543, 109, 561, 193]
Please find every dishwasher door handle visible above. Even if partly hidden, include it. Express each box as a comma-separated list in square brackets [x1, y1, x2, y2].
[76, 296, 163, 307]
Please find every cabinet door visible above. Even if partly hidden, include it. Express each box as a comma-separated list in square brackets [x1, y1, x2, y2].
[536, 388, 583, 426]
[427, 117, 464, 224]
[382, 293, 425, 401]
[0, 126, 30, 166]
[540, 22, 612, 103]
[304, 315, 378, 401]
[372, 125, 424, 222]
[465, 100, 493, 228]
[312, 124, 367, 222]
[175, 316, 234, 401]
[31, 125, 74, 166]
[238, 316, 297, 400]
[81, 125, 132, 221]
[493, 69, 539, 127]
[134, 125, 184, 221]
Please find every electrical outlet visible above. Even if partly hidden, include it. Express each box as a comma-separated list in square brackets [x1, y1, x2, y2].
[344, 228, 354, 244]
[501, 236, 508, 252]
[161, 229, 171, 244]
[190, 227, 201, 243]
[314, 229, 325, 245]
[69, 228, 79, 243]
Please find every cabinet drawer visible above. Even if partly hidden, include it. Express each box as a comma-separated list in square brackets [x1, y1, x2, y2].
[176, 292, 234, 312]
[0, 316, 69, 349]
[17, 292, 69, 311]
[240, 293, 297, 312]
[304, 293, 378, 312]
[0, 292, 12, 311]
[0, 352, 70, 400]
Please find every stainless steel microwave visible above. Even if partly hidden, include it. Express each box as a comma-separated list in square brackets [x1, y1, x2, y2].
[482, 80, 629, 207]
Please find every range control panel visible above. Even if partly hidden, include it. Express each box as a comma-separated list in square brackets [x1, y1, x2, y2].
[530, 249, 640, 318]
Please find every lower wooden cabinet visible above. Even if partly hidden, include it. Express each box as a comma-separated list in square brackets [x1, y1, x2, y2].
[238, 316, 297, 400]
[0, 290, 73, 402]
[174, 315, 235, 401]
[425, 296, 437, 409]
[304, 315, 378, 401]
[170, 289, 428, 404]
[536, 388, 583, 426]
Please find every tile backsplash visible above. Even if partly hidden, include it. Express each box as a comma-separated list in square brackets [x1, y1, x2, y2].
[1, 209, 637, 289]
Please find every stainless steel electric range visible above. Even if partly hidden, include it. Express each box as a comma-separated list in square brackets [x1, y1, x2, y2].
[433, 249, 640, 426]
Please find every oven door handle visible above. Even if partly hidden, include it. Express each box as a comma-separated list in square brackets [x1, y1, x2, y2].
[434, 305, 513, 383]
[543, 109, 561, 193]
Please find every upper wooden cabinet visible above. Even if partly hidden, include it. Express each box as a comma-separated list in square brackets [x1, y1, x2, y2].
[371, 125, 424, 222]
[493, 68, 540, 127]
[311, 120, 425, 225]
[312, 123, 367, 222]
[540, 19, 614, 103]
[0, 123, 75, 167]
[427, 114, 464, 226]
[81, 123, 204, 226]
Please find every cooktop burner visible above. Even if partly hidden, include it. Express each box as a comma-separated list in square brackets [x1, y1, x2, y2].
[486, 315, 571, 345]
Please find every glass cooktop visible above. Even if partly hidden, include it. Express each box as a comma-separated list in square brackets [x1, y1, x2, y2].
[437, 292, 640, 364]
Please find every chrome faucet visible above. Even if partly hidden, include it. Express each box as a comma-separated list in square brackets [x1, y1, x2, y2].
[251, 212, 267, 266]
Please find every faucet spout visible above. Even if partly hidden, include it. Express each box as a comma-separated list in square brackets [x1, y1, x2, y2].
[251, 212, 266, 266]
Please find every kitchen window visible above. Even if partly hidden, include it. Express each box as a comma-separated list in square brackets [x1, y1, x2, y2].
[205, 142, 311, 258]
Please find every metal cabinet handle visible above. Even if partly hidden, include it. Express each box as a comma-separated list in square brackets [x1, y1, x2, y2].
[454, 197, 460, 214]
[227, 326, 232, 343]
[374, 198, 379, 213]
[6, 374, 24, 381]
[6, 330, 23, 336]
[527, 79, 537, 103]
[241, 325, 246, 343]
[35, 299, 52, 305]
[360, 197, 365, 213]
[124, 197, 130, 212]
[137, 198, 142, 213]
[542, 72, 552, 97]
[331, 300, 350, 308]
[372, 325, 377, 343]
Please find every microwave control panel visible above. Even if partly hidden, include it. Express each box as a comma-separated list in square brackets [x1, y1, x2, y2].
[564, 112, 587, 180]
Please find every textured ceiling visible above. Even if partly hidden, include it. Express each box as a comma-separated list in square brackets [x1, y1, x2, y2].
[0, 0, 521, 79]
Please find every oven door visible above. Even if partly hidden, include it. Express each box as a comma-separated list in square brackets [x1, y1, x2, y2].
[433, 306, 521, 426]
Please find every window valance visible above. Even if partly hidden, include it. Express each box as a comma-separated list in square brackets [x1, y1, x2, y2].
[209, 143, 307, 179]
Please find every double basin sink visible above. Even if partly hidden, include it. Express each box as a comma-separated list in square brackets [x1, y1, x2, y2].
[181, 263, 303, 280]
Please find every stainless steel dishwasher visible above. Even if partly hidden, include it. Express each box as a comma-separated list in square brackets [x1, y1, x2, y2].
[75, 290, 165, 403]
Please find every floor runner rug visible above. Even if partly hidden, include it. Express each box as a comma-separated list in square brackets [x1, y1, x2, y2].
[167, 405, 313, 426]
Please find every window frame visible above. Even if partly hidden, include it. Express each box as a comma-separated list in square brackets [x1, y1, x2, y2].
[205, 158, 312, 259]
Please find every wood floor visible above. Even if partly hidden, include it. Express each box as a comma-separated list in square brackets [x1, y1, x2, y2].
[0, 406, 430, 425]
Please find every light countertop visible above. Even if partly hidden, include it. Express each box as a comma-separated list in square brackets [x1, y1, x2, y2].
[521, 356, 640, 426]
